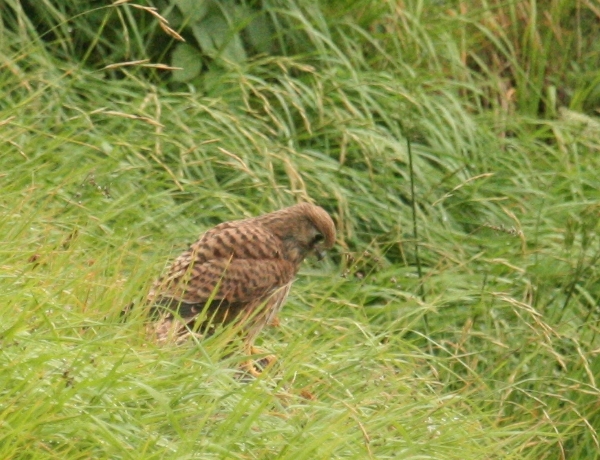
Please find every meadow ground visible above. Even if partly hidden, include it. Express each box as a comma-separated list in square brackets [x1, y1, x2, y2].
[1, 1, 599, 458]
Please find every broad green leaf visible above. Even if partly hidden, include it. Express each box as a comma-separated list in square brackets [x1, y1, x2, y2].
[173, 0, 211, 23]
[192, 12, 247, 64]
[246, 12, 275, 55]
[171, 43, 203, 81]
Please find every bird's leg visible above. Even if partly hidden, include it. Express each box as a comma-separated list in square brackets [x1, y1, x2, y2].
[268, 316, 280, 327]
[239, 362, 261, 378]
[251, 346, 277, 371]
[240, 341, 276, 377]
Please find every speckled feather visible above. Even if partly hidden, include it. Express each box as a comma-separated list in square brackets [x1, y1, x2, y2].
[147, 203, 336, 347]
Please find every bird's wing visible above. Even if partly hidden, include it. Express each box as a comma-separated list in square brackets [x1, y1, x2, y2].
[167, 257, 296, 304]
[150, 223, 285, 295]
[192, 222, 285, 262]
[148, 222, 297, 329]
[151, 258, 296, 325]
[150, 223, 295, 305]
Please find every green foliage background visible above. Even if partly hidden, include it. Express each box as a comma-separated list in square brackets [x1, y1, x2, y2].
[1, 0, 599, 458]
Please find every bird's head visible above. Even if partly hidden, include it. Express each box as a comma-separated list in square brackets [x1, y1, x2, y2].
[300, 204, 336, 260]
[258, 202, 336, 264]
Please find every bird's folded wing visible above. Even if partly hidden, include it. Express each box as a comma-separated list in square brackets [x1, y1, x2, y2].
[155, 257, 297, 307]
[189, 224, 285, 263]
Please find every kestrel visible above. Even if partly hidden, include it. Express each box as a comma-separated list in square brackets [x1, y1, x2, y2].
[146, 202, 336, 375]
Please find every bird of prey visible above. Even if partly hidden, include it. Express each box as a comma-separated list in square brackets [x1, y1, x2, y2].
[146, 202, 336, 376]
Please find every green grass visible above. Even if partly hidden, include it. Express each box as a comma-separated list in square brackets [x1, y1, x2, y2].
[1, 0, 599, 458]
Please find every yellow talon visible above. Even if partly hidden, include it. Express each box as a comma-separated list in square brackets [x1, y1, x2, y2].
[238, 347, 277, 377]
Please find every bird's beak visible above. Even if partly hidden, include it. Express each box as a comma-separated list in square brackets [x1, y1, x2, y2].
[315, 247, 326, 260]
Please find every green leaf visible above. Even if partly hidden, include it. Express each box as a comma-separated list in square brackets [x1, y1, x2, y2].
[192, 12, 246, 65]
[173, 0, 210, 23]
[246, 12, 275, 55]
[171, 43, 203, 82]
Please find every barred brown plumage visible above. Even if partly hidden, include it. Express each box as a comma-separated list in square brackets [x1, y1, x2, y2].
[146, 202, 336, 376]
